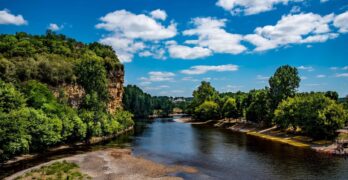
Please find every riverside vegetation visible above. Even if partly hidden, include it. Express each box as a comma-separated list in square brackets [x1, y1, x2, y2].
[0, 31, 134, 162]
[187, 65, 348, 140]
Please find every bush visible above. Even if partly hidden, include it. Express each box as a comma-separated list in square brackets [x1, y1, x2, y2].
[245, 89, 272, 126]
[274, 94, 348, 139]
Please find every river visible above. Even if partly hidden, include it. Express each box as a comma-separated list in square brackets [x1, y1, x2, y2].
[2, 116, 348, 179]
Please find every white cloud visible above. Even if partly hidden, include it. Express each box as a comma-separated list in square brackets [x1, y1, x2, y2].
[316, 74, 326, 78]
[140, 71, 175, 82]
[320, 0, 329, 3]
[256, 75, 269, 80]
[168, 44, 212, 59]
[96, 9, 176, 62]
[183, 17, 246, 54]
[342, 66, 348, 70]
[244, 13, 337, 52]
[216, 0, 305, 15]
[0, 9, 27, 25]
[96, 9, 176, 40]
[182, 77, 199, 82]
[334, 11, 348, 33]
[298, 66, 314, 72]
[48, 23, 63, 31]
[99, 36, 145, 63]
[336, 73, 348, 77]
[150, 9, 167, 20]
[181, 64, 239, 75]
[301, 76, 308, 80]
[330, 67, 338, 70]
[290, 6, 301, 14]
[142, 85, 170, 91]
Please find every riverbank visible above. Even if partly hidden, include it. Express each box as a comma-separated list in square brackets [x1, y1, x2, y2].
[176, 117, 347, 156]
[6, 148, 198, 180]
[2, 126, 134, 166]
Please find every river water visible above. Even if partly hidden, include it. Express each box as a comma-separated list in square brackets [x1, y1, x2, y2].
[2, 116, 348, 179]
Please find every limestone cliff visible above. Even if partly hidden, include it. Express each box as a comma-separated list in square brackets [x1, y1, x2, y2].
[52, 67, 124, 113]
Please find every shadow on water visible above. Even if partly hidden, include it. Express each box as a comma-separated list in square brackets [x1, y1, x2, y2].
[1, 117, 348, 180]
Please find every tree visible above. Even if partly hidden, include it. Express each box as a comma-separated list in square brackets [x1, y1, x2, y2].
[274, 94, 348, 139]
[245, 89, 272, 126]
[269, 65, 300, 110]
[194, 101, 220, 120]
[123, 85, 154, 118]
[0, 81, 26, 113]
[222, 98, 238, 119]
[192, 81, 219, 106]
[325, 91, 339, 101]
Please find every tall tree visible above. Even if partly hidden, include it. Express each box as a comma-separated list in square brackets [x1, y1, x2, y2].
[269, 65, 300, 110]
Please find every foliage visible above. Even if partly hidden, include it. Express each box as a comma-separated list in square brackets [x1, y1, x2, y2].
[0, 81, 26, 113]
[123, 85, 174, 118]
[245, 89, 272, 126]
[269, 65, 300, 110]
[274, 94, 348, 139]
[192, 81, 219, 108]
[123, 85, 154, 118]
[194, 101, 220, 120]
[222, 98, 238, 119]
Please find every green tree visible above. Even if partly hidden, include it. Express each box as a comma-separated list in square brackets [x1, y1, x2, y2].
[0, 81, 26, 113]
[192, 81, 219, 107]
[274, 94, 348, 139]
[222, 98, 238, 119]
[245, 89, 272, 126]
[194, 101, 220, 120]
[269, 65, 300, 110]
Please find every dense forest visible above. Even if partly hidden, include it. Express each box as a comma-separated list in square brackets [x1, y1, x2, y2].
[0, 32, 133, 162]
[123, 85, 190, 118]
[189, 65, 348, 139]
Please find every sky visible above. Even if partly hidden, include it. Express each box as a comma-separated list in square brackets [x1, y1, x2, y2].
[1, 0, 348, 97]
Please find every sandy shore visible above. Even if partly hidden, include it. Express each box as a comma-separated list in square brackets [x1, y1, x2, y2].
[6, 148, 198, 180]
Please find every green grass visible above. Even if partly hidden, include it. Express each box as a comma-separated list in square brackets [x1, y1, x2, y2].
[15, 160, 91, 180]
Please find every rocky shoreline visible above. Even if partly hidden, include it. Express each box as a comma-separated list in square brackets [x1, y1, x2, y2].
[175, 117, 348, 157]
[6, 149, 198, 180]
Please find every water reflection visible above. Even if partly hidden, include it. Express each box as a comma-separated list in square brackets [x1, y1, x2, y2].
[1, 117, 348, 180]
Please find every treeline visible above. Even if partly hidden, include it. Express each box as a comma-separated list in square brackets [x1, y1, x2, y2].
[189, 65, 348, 139]
[123, 85, 192, 118]
[0, 32, 133, 162]
[123, 85, 176, 118]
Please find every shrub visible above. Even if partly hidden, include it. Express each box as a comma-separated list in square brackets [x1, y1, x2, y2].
[194, 101, 220, 120]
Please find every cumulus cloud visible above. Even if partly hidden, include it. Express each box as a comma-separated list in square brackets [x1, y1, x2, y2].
[99, 36, 145, 63]
[168, 44, 212, 59]
[0, 9, 27, 25]
[244, 13, 337, 52]
[183, 17, 246, 55]
[96, 9, 176, 62]
[181, 64, 239, 75]
[333, 11, 348, 33]
[150, 9, 167, 20]
[216, 0, 305, 15]
[140, 71, 175, 82]
[298, 66, 314, 72]
[48, 23, 63, 31]
[96, 9, 176, 40]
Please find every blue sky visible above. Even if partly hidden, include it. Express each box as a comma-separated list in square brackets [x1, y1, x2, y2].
[1, 0, 348, 97]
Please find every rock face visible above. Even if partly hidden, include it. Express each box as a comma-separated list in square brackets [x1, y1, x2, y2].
[52, 67, 124, 113]
[107, 67, 125, 113]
